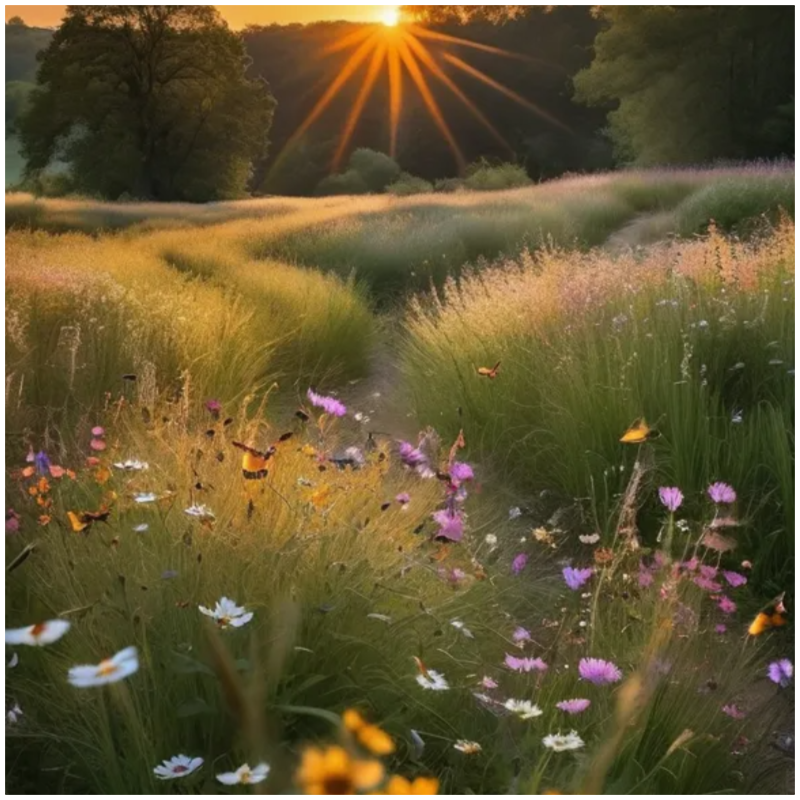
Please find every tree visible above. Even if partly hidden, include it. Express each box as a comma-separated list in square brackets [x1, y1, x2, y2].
[19, 6, 275, 200]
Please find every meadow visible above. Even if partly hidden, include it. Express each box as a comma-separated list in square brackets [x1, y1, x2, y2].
[5, 165, 795, 795]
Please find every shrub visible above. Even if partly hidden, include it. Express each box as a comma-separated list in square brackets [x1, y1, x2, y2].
[348, 148, 401, 192]
[461, 160, 532, 192]
[386, 172, 434, 196]
[315, 170, 369, 196]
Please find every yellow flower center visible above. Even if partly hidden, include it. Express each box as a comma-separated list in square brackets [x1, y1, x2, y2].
[97, 659, 118, 677]
[240, 769, 251, 784]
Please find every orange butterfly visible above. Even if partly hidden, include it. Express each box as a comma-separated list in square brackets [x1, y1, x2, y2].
[620, 417, 660, 444]
[748, 593, 787, 636]
[477, 361, 501, 379]
[67, 508, 111, 533]
[413, 656, 431, 679]
[232, 432, 292, 480]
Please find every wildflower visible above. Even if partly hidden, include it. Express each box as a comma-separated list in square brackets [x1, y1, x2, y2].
[579, 533, 600, 545]
[297, 745, 384, 794]
[343, 709, 395, 755]
[7, 702, 23, 725]
[693, 576, 722, 592]
[484, 533, 498, 547]
[198, 597, 253, 629]
[432, 509, 463, 542]
[90, 437, 106, 452]
[395, 492, 411, 507]
[715, 624, 727, 634]
[578, 657, 622, 685]
[717, 595, 737, 614]
[512, 626, 531, 644]
[658, 487, 683, 512]
[415, 669, 449, 691]
[67, 646, 139, 687]
[638, 567, 654, 587]
[450, 619, 474, 639]
[508, 507, 522, 520]
[184, 504, 215, 520]
[563, 566, 593, 591]
[385, 775, 439, 794]
[505, 654, 548, 673]
[453, 740, 482, 754]
[556, 698, 591, 715]
[5, 619, 71, 646]
[767, 659, 793, 687]
[33, 451, 51, 476]
[113, 459, 148, 471]
[481, 676, 498, 689]
[307, 388, 347, 417]
[398, 441, 429, 469]
[6, 509, 20, 534]
[450, 462, 474, 484]
[503, 699, 543, 720]
[533, 527, 555, 546]
[682, 557, 699, 572]
[699, 564, 718, 580]
[205, 399, 222, 418]
[217, 763, 270, 785]
[511, 553, 528, 575]
[133, 493, 158, 504]
[721, 704, 746, 720]
[708, 482, 736, 504]
[133, 523, 149, 533]
[153, 755, 204, 780]
[543, 731, 585, 752]
[723, 570, 747, 588]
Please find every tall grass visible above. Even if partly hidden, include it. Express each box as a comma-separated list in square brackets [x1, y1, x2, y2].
[401, 220, 795, 588]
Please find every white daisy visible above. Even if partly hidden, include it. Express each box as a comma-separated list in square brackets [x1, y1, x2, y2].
[68, 645, 139, 687]
[133, 523, 149, 533]
[133, 492, 158, 504]
[450, 619, 474, 639]
[5, 619, 71, 646]
[579, 533, 600, 545]
[198, 597, 253, 629]
[216, 763, 270, 785]
[184, 504, 215, 520]
[503, 698, 543, 720]
[485, 534, 498, 547]
[416, 669, 450, 691]
[6, 702, 22, 725]
[153, 754, 204, 780]
[542, 730, 585, 752]
[113, 459, 149, 471]
[454, 739, 482, 754]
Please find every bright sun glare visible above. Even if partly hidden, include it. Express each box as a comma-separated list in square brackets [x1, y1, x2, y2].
[380, 7, 400, 27]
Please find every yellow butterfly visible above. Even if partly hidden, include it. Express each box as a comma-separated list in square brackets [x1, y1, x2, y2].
[748, 593, 787, 636]
[619, 417, 660, 444]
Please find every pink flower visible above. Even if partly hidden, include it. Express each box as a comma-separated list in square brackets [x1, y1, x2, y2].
[512, 626, 531, 644]
[658, 486, 683, 512]
[715, 624, 727, 634]
[555, 698, 591, 715]
[722, 570, 747, 588]
[91, 426, 105, 437]
[6, 509, 20, 534]
[307, 388, 347, 417]
[721, 704, 746, 719]
[638, 566, 654, 587]
[395, 492, 411, 506]
[449, 462, 474, 484]
[699, 565, 718, 580]
[90, 439, 107, 452]
[86, 456, 100, 467]
[579, 658, 622, 685]
[693, 576, 722, 592]
[432, 509, 464, 542]
[682, 557, 699, 572]
[717, 595, 737, 614]
[505, 654, 548, 673]
[205, 399, 222, 418]
[437, 566, 466, 584]
[481, 675, 498, 689]
[511, 553, 528, 575]
[708, 482, 736, 504]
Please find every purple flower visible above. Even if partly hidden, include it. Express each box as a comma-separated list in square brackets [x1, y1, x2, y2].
[682, 557, 699, 572]
[563, 566, 593, 591]
[432, 509, 464, 543]
[449, 462, 474, 484]
[699, 564, 718, 580]
[395, 492, 411, 506]
[721, 704, 746, 720]
[638, 565, 654, 588]
[307, 388, 347, 417]
[505, 654, 548, 673]
[397, 442, 434, 478]
[658, 486, 683, 512]
[512, 626, 531, 644]
[708, 482, 736, 504]
[438, 566, 466, 584]
[717, 595, 737, 614]
[693, 575, 722, 592]
[722, 570, 747, 588]
[34, 451, 51, 476]
[578, 658, 622, 685]
[205, 399, 222, 418]
[481, 675, 498, 689]
[511, 553, 528, 575]
[767, 659, 793, 687]
[556, 698, 591, 715]
[652, 551, 668, 569]
[715, 624, 727, 634]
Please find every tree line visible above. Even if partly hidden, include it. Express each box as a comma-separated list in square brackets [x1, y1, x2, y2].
[6, 5, 794, 201]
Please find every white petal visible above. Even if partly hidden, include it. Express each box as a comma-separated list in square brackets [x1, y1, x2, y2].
[8, 652, 19, 668]
[216, 771, 241, 785]
[228, 612, 253, 627]
[5, 627, 35, 646]
[198, 606, 215, 618]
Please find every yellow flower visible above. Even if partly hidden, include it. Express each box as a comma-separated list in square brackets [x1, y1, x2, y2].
[385, 776, 439, 795]
[343, 709, 395, 755]
[297, 745, 384, 794]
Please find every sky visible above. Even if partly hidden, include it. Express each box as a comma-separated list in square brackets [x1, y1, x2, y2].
[5, 5, 394, 29]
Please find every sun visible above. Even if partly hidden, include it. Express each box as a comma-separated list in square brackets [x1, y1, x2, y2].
[379, 7, 400, 27]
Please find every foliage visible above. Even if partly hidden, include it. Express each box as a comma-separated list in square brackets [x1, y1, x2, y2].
[461, 160, 532, 191]
[574, 7, 795, 164]
[315, 149, 401, 196]
[386, 173, 435, 196]
[19, 6, 275, 201]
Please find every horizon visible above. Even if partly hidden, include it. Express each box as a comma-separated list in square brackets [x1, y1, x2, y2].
[5, 5, 393, 29]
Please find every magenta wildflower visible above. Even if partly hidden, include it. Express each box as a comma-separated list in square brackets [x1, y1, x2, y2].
[306, 389, 347, 417]
[699, 564, 718, 580]
[562, 566, 593, 591]
[579, 658, 622, 685]
[511, 553, 528, 575]
[395, 492, 411, 506]
[449, 462, 474, 484]
[512, 626, 531, 644]
[693, 575, 723, 592]
[638, 565, 654, 588]
[90, 438, 106, 452]
[715, 623, 727, 634]
[556, 698, 591, 715]
[481, 675, 498, 689]
[717, 595, 737, 614]
[432, 509, 464, 542]
[205, 399, 222, 418]
[708, 482, 736, 504]
[397, 441, 434, 478]
[722, 570, 747, 588]
[91, 426, 105, 437]
[658, 486, 683, 512]
[721, 704, 746, 719]
[767, 659, 793, 687]
[682, 557, 699, 572]
[505, 654, 548, 673]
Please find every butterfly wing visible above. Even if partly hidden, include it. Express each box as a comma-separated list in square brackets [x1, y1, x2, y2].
[620, 418, 651, 444]
[68, 511, 89, 532]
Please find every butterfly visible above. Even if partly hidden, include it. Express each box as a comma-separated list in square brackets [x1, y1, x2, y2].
[68, 508, 111, 533]
[748, 593, 787, 636]
[413, 656, 431, 679]
[232, 432, 292, 479]
[477, 361, 501, 379]
[620, 417, 660, 444]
